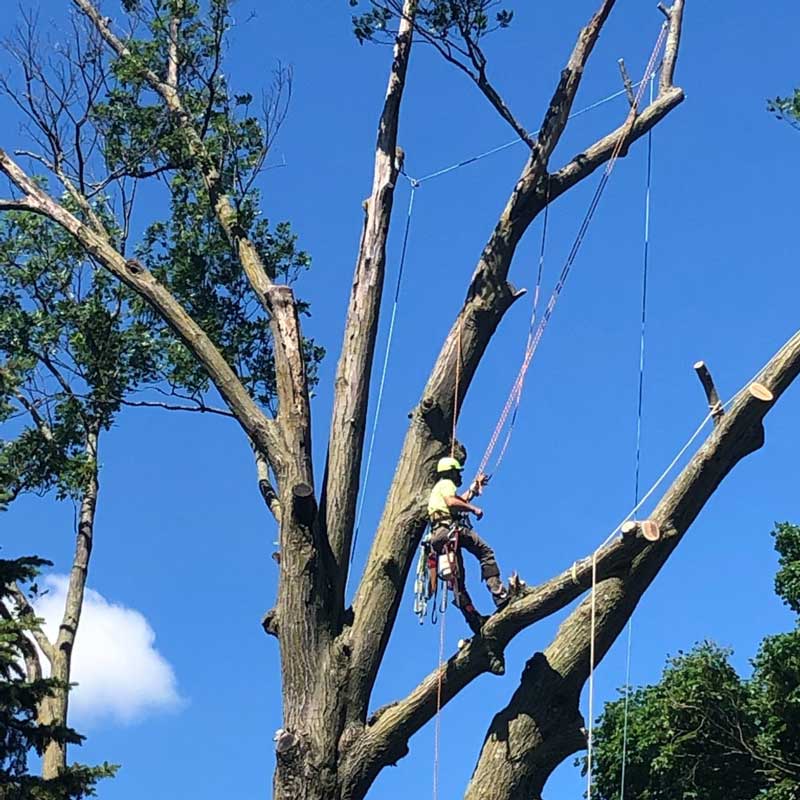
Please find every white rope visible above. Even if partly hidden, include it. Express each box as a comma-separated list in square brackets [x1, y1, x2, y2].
[583, 354, 773, 796]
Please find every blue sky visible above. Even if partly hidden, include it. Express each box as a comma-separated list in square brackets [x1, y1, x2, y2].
[2, 0, 799, 797]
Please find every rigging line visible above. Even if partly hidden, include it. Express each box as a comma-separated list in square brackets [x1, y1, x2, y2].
[572, 27, 668, 800]
[621, 73, 656, 800]
[411, 83, 644, 186]
[492, 177, 551, 472]
[581, 334, 781, 795]
[348, 186, 417, 583]
[476, 23, 669, 482]
[599, 347, 777, 555]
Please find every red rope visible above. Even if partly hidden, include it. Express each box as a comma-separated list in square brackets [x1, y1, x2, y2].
[475, 22, 669, 482]
[432, 609, 447, 800]
[451, 316, 464, 458]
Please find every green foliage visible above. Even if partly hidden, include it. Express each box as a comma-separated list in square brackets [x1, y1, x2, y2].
[588, 523, 800, 800]
[773, 522, 800, 613]
[1, 0, 324, 506]
[768, 90, 800, 130]
[349, 0, 513, 46]
[0, 556, 117, 798]
[0, 209, 161, 505]
[88, 0, 323, 410]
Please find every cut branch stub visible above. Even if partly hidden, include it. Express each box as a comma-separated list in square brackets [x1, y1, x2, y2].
[749, 382, 774, 402]
[292, 483, 317, 528]
[621, 519, 661, 541]
[694, 360, 724, 423]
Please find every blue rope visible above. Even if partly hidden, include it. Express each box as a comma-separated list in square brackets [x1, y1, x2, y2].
[410, 84, 643, 186]
[348, 186, 417, 581]
[621, 73, 656, 800]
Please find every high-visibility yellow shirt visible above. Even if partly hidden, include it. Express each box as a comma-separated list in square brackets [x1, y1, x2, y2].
[427, 478, 458, 521]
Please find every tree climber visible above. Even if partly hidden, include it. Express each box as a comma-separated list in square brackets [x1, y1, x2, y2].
[427, 456, 510, 633]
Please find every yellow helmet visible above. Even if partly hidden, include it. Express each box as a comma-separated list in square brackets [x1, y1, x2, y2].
[436, 457, 463, 474]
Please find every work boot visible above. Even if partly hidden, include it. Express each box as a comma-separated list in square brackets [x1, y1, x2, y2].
[486, 576, 510, 609]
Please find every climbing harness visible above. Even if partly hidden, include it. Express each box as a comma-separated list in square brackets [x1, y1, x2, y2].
[414, 514, 473, 625]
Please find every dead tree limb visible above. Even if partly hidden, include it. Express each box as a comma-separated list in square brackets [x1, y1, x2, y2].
[37, 426, 100, 779]
[7, 583, 55, 664]
[321, 0, 418, 615]
[694, 360, 724, 422]
[338, 529, 654, 796]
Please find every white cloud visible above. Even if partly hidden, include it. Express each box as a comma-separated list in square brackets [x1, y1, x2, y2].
[34, 575, 184, 726]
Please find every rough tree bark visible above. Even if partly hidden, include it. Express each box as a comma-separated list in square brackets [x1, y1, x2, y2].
[6, 1, 797, 799]
[7, 425, 100, 778]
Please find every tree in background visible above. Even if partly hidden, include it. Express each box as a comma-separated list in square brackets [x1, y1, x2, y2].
[589, 523, 800, 800]
[0, 7, 318, 782]
[0, 555, 115, 798]
[1, 1, 799, 798]
[769, 90, 800, 130]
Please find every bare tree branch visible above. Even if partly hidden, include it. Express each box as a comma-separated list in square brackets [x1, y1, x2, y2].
[548, 87, 684, 201]
[7, 583, 55, 664]
[167, 13, 180, 89]
[339, 527, 655, 795]
[0, 147, 282, 468]
[0, 600, 43, 682]
[660, 0, 685, 93]
[694, 360, 724, 423]
[121, 398, 236, 417]
[39, 426, 100, 776]
[254, 447, 282, 524]
[321, 0, 418, 619]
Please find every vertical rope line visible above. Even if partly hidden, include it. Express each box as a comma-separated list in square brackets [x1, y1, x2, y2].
[587, 552, 599, 800]
[433, 609, 447, 800]
[347, 186, 416, 585]
[621, 73, 655, 799]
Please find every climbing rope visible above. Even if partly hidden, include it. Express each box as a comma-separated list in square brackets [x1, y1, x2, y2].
[452, 315, 464, 457]
[492, 178, 551, 472]
[432, 605, 447, 800]
[475, 22, 670, 483]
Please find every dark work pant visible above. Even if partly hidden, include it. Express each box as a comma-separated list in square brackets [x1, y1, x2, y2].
[431, 524, 502, 633]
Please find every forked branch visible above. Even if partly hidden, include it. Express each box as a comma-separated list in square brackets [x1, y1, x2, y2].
[345, 0, 684, 731]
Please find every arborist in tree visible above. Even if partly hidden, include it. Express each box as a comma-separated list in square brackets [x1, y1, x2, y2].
[427, 456, 509, 632]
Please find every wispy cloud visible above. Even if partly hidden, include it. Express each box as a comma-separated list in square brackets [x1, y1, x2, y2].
[34, 575, 184, 726]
